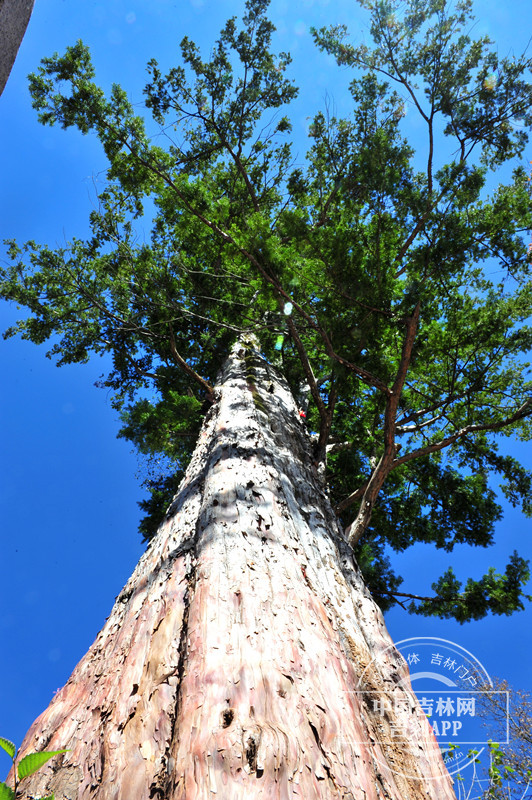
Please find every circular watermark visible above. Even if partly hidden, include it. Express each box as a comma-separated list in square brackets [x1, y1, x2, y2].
[391, 637, 493, 776]
[345, 636, 505, 782]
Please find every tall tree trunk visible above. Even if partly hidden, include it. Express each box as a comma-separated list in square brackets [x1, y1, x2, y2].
[9, 339, 456, 800]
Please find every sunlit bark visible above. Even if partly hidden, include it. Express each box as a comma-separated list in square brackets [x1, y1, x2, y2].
[10, 339, 456, 799]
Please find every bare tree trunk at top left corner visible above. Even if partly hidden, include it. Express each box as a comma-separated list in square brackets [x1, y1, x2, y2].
[0, 0, 35, 96]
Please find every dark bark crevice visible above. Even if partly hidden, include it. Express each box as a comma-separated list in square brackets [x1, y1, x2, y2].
[157, 555, 197, 798]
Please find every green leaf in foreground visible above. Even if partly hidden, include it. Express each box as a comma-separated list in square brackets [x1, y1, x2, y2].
[0, 782, 15, 800]
[0, 738, 15, 760]
[17, 750, 69, 780]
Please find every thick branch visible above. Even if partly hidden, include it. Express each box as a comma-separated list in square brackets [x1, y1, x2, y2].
[168, 323, 214, 400]
[284, 314, 327, 420]
[338, 398, 532, 517]
[326, 440, 352, 456]
[335, 481, 368, 515]
[344, 304, 421, 544]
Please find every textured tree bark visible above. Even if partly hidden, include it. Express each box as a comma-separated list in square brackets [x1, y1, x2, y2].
[9, 339, 457, 799]
[0, 0, 35, 96]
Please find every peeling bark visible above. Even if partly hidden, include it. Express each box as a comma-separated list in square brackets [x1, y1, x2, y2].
[9, 339, 456, 799]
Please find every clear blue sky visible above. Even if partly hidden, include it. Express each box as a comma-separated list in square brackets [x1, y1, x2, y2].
[1, 0, 531, 770]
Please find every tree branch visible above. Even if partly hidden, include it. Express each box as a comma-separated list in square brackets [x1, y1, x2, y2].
[345, 303, 421, 544]
[168, 323, 214, 400]
[392, 399, 532, 469]
[338, 398, 532, 517]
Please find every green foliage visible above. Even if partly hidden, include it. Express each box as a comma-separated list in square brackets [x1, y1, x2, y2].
[117, 387, 203, 541]
[118, 392, 202, 461]
[137, 473, 184, 543]
[0, 735, 68, 799]
[2, 0, 532, 621]
[0, 784, 14, 800]
[0, 741, 15, 761]
[408, 552, 532, 622]
[17, 752, 64, 782]
[487, 741, 515, 796]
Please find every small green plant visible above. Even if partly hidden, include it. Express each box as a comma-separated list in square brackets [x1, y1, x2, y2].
[485, 740, 525, 798]
[0, 736, 68, 800]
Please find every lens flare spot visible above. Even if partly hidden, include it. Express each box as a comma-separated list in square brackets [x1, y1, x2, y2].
[483, 73, 497, 91]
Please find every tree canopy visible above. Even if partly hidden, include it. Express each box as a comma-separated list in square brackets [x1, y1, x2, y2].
[2, 0, 532, 622]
